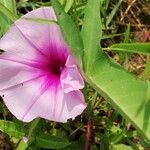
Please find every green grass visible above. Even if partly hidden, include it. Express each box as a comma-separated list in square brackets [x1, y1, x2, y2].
[0, 0, 150, 149]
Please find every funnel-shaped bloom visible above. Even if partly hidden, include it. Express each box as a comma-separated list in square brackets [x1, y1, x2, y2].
[0, 7, 86, 122]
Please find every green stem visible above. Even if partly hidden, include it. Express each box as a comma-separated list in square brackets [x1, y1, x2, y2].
[87, 91, 98, 116]
[142, 56, 150, 81]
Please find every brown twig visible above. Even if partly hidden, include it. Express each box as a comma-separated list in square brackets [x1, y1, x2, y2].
[120, 0, 136, 22]
[129, 9, 143, 31]
[84, 92, 97, 150]
[84, 118, 92, 150]
[116, 22, 150, 28]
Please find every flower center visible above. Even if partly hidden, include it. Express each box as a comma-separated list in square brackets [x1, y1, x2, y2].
[50, 64, 63, 76]
[46, 59, 65, 77]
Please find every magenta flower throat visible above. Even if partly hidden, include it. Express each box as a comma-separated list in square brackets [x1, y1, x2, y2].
[0, 7, 86, 122]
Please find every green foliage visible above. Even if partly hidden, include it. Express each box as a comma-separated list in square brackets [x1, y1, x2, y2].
[109, 43, 150, 55]
[17, 139, 28, 150]
[0, 0, 150, 149]
[0, 0, 16, 14]
[35, 134, 70, 149]
[85, 2, 150, 143]
[0, 120, 24, 138]
[110, 144, 133, 150]
[53, 0, 150, 143]
[59, 0, 74, 12]
[0, 0, 17, 35]
[81, 0, 101, 73]
[143, 56, 150, 81]
[106, 0, 123, 26]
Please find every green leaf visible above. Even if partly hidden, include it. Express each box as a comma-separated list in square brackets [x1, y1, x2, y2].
[0, 0, 17, 22]
[61, 142, 79, 150]
[0, 120, 25, 138]
[17, 139, 28, 150]
[0, 0, 17, 35]
[110, 126, 124, 144]
[142, 56, 150, 81]
[86, 54, 150, 142]
[52, 0, 150, 142]
[64, 0, 73, 12]
[81, 0, 101, 73]
[0, 0, 17, 15]
[108, 43, 150, 55]
[110, 144, 133, 150]
[51, 0, 83, 67]
[27, 118, 43, 144]
[81, 0, 150, 143]
[59, 0, 74, 12]
[35, 134, 70, 149]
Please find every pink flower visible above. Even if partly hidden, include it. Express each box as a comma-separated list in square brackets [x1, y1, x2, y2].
[0, 7, 86, 122]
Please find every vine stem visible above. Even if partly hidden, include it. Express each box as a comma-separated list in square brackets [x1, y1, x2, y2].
[84, 117, 92, 150]
[84, 92, 97, 150]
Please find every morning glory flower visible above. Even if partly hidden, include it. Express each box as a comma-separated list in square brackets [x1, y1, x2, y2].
[0, 7, 86, 122]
